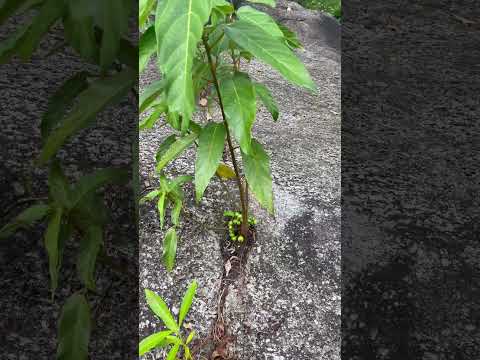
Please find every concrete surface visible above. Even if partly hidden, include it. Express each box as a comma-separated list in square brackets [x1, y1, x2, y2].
[139, 1, 340, 359]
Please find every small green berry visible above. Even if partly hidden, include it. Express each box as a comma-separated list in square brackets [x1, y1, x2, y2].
[237, 235, 244, 242]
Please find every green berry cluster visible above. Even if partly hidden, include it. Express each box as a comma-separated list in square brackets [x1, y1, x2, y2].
[223, 210, 257, 242]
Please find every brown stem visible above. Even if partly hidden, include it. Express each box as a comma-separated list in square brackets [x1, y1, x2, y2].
[202, 35, 249, 236]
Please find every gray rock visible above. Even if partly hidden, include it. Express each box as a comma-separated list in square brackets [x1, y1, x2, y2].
[139, 1, 340, 359]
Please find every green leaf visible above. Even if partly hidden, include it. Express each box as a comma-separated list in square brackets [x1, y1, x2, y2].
[56, 221, 73, 278]
[220, 72, 256, 154]
[77, 225, 102, 290]
[241, 139, 274, 213]
[139, 330, 172, 356]
[139, 104, 167, 131]
[132, 132, 140, 228]
[165, 335, 182, 345]
[247, 0, 276, 6]
[166, 344, 180, 360]
[195, 123, 226, 202]
[254, 82, 279, 121]
[155, 135, 177, 163]
[185, 346, 192, 360]
[0, 22, 29, 63]
[144, 288, 179, 332]
[140, 189, 160, 204]
[0, 0, 42, 27]
[139, 79, 165, 113]
[63, 0, 97, 62]
[41, 72, 90, 140]
[48, 161, 71, 208]
[170, 175, 193, 190]
[44, 206, 63, 295]
[139, 0, 157, 28]
[162, 227, 178, 271]
[212, 0, 234, 13]
[171, 198, 182, 226]
[16, 0, 64, 60]
[69, 168, 129, 210]
[192, 58, 211, 98]
[139, 25, 156, 73]
[186, 330, 196, 344]
[178, 280, 198, 326]
[98, 0, 131, 69]
[0, 203, 50, 239]
[156, 132, 199, 173]
[237, 6, 283, 38]
[70, 192, 109, 228]
[225, 19, 316, 91]
[155, 0, 213, 126]
[157, 192, 166, 229]
[56, 293, 91, 360]
[277, 22, 302, 49]
[216, 163, 236, 179]
[118, 38, 139, 70]
[39, 68, 136, 164]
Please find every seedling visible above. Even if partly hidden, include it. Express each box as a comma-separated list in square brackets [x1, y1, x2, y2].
[140, 281, 198, 359]
[139, 0, 315, 270]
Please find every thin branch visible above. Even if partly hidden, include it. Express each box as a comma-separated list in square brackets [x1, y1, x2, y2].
[202, 35, 249, 236]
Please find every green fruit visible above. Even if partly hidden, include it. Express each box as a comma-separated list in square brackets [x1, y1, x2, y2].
[237, 235, 244, 242]
[224, 210, 235, 217]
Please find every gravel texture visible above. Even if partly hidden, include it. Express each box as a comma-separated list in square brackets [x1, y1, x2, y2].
[342, 1, 480, 359]
[139, 1, 340, 359]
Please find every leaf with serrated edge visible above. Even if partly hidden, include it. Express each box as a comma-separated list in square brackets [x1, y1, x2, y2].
[17, 0, 64, 60]
[166, 344, 180, 360]
[39, 68, 136, 164]
[0, 203, 50, 239]
[157, 192, 166, 229]
[186, 330, 196, 344]
[44, 206, 63, 295]
[195, 123, 226, 201]
[139, 330, 172, 356]
[254, 82, 279, 121]
[220, 72, 256, 154]
[139, 104, 167, 130]
[156, 132, 198, 173]
[155, 135, 177, 163]
[237, 6, 283, 38]
[139, 0, 157, 28]
[225, 19, 316, 91]
[139, 26, 156, 73]
[77, 225, 102, 290]
[57, 293, 91, 360]
[179, 280, 198, 326]
[48, 161, 71, 208]
[98, 0, 131, 69]
[145, 288, 179, 332]
[140, 189, 160, 204]
[41, 72, 89, 140]
[171, 198, 182, 226]
[241, 139, 274, 213]
[162, 227, 177, 272]
[140, 79, 165, 113]
[69, 168, 128, 210]
[155, 0, 213, 126]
